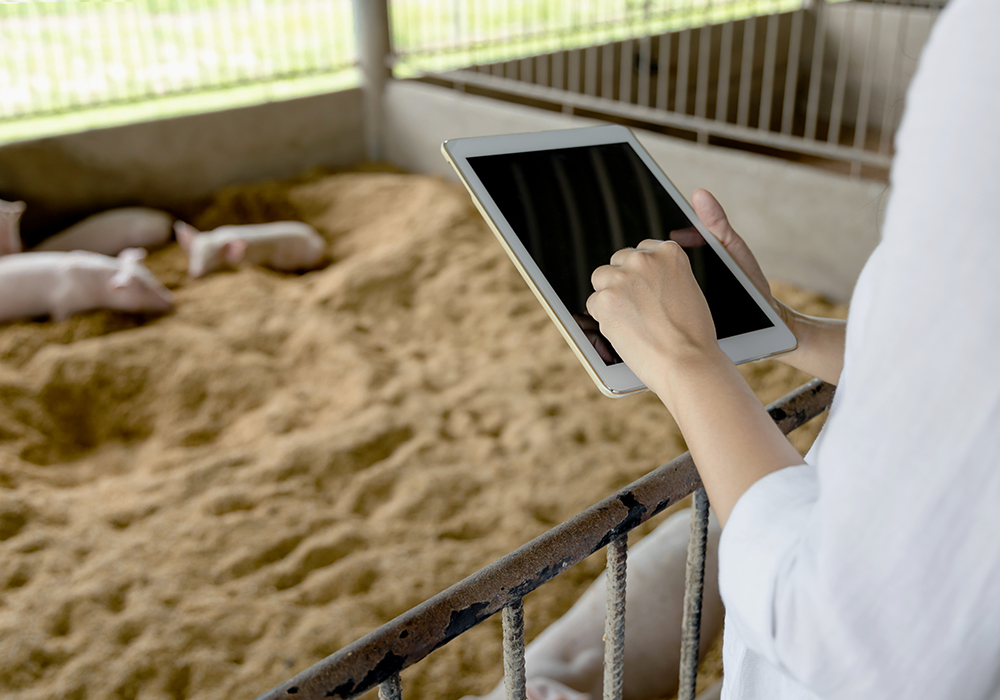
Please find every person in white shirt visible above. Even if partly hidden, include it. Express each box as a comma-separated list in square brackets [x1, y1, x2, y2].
[587, 0, 1000, 697]
[468, 0, 1000, 698]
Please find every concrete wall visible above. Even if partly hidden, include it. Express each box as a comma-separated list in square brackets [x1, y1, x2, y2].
[0, 88, 365, 246]
[385, 80, 884, 302]
[1, 78, 883, 301]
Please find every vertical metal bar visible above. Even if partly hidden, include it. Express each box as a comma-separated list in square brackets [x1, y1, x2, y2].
[737, 16, 755, 127]
[804, 1, 827, 141]
[3, 5, 23, 117]
[602, 42, 615, 99]
[218, 0, 240, 84]
[656, 32, 672, 111]
[852, 2, 883, 160]
[569, 48, 581, 94]
[781, 10, 805, 135]
[603, 536, 628, 700]
[272, 0, 290, 75]
[827, 4, 855, 145]
[502, 599, 527, 700]
[695, 24, 710, 120]
[249, 0, 272, 87]
[676, 28, 691, 114]
[619, 38, 633, 103]
[678, 488, 710, 700]
[638, 35, 652, 107]
[879, 0, 910, 154]
[505, 57, 517, 80]
[177, 0, 196, 91]
[715, 21, 734, 122]
[759, 13, 779, 131]
[585, 46, 598, 95]
[354, 0, 393, 162]
[521, 56, 533, 83]
[378, 673, 403, 700]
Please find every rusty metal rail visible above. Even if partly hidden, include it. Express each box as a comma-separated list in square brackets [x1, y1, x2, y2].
[257, 378, 834, 700]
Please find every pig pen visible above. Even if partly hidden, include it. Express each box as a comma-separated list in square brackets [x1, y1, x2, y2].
[0, 168, 846, 700]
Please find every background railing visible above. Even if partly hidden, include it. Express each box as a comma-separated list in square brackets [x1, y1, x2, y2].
[2, 0, 944, 180]
[390, 0, 802, 75]
[0, 0, 356, 121]
[410, 0, 945, 177]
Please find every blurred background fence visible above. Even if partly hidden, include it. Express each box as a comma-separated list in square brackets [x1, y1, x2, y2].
[3, 0, 804, 121]
[0, 0, 356, 120]
[1, 0, 946, 176]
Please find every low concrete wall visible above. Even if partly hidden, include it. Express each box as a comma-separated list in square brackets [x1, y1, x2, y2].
[1, 79, 882, 301]
[0, 89, 365, 246]
[385, 80, 883, 302]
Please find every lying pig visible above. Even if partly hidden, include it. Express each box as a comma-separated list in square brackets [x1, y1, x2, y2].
[463, 508, 725, 700]
[174, 220, 326, 278]
[1, 199, 26, 255]
[34, 207, 173, 256]
[0, 248, 174, 323]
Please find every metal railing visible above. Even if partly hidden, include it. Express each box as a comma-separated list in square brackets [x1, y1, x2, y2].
[390, 0, 801, 75]
[0, 0, 355, 121]
[409, 0, 945, 176]
[256, 378, 835, 700]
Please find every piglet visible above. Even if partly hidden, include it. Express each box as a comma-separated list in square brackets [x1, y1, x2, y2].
[0, 199, 26, 256]
[0, 248, 173, 323]
[34, 207, 173, 256]
[174, 220, 326, 278]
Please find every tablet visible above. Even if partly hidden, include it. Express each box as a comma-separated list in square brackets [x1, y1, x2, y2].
[442, 124, 797, 398]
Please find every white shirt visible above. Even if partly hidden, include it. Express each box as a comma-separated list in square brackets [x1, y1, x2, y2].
[718, 1, 1000, 697]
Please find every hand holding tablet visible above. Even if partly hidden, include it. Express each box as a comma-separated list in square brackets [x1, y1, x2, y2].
[442, 125, 797, 397]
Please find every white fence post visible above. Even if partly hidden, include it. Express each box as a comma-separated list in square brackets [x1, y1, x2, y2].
[353, 0, 393, 162]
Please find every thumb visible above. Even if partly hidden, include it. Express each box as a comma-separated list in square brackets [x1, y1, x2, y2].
[692, 189, 741, 248]
[691, 188, 770, 298]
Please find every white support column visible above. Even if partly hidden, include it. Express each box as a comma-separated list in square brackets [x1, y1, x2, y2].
[353, 0, 393, 162]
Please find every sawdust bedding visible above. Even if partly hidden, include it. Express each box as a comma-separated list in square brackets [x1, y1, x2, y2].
[0, 170, 845, 700]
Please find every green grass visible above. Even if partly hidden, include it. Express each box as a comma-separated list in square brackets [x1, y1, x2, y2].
[1, 0, 801, 144]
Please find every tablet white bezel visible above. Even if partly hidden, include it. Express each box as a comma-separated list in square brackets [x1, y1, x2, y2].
[442, 124, 797, 398]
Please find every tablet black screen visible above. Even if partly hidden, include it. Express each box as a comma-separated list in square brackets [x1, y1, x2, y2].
[468, 142, 773, 366]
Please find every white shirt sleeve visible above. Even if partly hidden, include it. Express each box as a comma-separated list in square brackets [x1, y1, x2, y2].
[718, 0, 1000, 697]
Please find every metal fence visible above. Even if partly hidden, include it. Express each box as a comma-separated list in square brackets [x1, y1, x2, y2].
[256, 379, 836, 700]
[390, 0, 801, 75]
[2, 0, 943, 178]
[0, 0, 355, 120]
[411, 0, 945, 177]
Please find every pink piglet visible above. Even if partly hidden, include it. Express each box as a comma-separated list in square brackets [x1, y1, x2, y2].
[0, 248, 174, 323]
[174, 220, 326, 278]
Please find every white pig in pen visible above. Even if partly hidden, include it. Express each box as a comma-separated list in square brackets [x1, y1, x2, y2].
[33, 207, 174, 256]
[0, 248, 174, 322]
[0, 198, 26, 255]
[174, 219, 326, 277]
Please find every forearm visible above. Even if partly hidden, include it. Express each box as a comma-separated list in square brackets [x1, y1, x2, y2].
[775, 302, 847, 385]
[649, 349, 805, 527]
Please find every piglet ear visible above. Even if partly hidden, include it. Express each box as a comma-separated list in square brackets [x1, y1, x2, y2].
[10, 201, 26, 216]
[117, 247, 147, 264]
[174, 221, 197, 251]
[224, 239, 248, 264]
